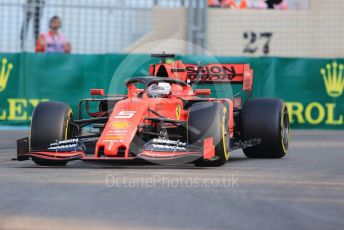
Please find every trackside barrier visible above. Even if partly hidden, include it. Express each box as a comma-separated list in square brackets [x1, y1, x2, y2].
[0, 53, 343, 129]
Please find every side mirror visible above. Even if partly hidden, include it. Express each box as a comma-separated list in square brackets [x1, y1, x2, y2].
[194, 89, 211, 96]
[90, 89, 104, 96]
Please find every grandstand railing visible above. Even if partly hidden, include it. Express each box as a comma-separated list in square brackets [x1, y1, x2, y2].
[0, 0, 202, 54]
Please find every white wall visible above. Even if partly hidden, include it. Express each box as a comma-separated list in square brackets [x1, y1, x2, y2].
[207, 0, 343, 57]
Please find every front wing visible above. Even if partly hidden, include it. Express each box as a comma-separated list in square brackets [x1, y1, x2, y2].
[16, 137, 217, 165]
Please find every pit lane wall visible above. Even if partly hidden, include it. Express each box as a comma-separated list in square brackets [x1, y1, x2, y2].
[0, 53, 343, 129]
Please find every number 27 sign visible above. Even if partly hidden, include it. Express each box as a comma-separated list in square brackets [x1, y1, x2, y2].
[243, 32, 273, 55]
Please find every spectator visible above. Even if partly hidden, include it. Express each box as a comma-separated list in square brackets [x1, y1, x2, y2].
[247, 0, 268, 9]
[208, 0, 221, 7]
[220, 0, 248, 9]
[21, 0, 45, 49]
[209, 0, 289, 10]
[35, 16, 71, 53]
[265, 0, 288, 10]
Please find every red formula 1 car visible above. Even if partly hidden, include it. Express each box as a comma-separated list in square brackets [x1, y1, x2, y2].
[17, 54, 290, 166]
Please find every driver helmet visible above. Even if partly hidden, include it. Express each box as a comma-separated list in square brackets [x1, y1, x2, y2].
[147, 82, 171, 98]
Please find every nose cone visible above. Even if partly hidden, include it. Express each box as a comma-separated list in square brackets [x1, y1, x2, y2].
[96, 99, 149, 157]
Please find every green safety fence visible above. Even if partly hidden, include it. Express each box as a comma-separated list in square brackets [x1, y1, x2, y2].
[0, 53, 343, 129]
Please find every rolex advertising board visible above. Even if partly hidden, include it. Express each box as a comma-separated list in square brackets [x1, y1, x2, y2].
[251, 58, 343, 129]
[0, 53, 343, 129]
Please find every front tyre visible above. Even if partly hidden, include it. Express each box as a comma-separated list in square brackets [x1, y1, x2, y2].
[188, 102, 230, 167]
[30, 102, 73, 166]
[241, 98, 290, 158]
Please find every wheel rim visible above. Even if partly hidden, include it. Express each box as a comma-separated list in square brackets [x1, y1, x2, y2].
[281, 107, 289, 152]
[222, 107, 230, 160]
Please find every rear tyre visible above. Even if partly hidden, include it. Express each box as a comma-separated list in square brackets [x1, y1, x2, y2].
[188, 102, 230, 167]
[30, 102, 73, 166]
[241, 98, 290, 158]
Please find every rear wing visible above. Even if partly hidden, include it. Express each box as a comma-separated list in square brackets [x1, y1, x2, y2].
[149, 60, 253, 98]
[184, 63, 253, 97]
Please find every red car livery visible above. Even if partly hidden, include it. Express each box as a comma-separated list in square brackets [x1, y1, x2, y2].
[17, 54, 290, 166]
